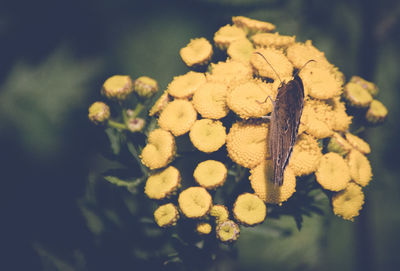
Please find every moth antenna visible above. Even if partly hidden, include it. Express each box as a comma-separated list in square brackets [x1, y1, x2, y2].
[254, 52, 283, 85]
[293, 59, 316, 78]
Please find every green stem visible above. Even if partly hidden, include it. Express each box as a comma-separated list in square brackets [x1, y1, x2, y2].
[108, 120, 127, 130]
[132, 103, 145, 118]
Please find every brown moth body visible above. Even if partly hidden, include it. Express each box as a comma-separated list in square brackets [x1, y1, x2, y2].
[269, 75, 305, 186]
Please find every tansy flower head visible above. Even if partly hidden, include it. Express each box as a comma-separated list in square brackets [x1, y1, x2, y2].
[189, 119, 226, 153]
[133, 76, 159, 98]
[251, 48, 293, 80]
[154, 203, 180, 227]
[288, 133, 322, 176]
[206, 60, 253, 86]
[167, 71, 206, 99]
[149, 90, 170, 116]
[326, 97, 353, 132]
[213, 24, 247, 50]
[286, 40, 332, 70]
[88, 101, 110, 125]
[345, 133, 371, 154]
[343, 82, 373, 108]
[192, 82, 229, 119]
[299, 62, 342, 99]
[251, 32, 296, 49]
[227, 80, 274, 119]
[158, 99, 198, 136]
[180, 38, 213, 68]
[350, 76, 379, 97]
[233, 193, 266, 226]
[315, 152, 351, 191]
[216, 220, 240, 243]
[332, 182, 365, 221]
[301, 98, 335, 139]
[196, 222, 212, 235]
[327, 133, 353, 156]
[366, 99, 388, 124]
[178, 187, 212, 218]
[102, 75, 133, 100]
[145, 166, 181, 200]
[140, 129, 176, 170]
[250, 161, 296, 204]
[232, 16, 276, 35]
[210, 205, 229, 223]
[193, 160, 227, 189]
[226, 121, 269, 169]
[227, 38, 254, 63]
[347, 150, 373, 187]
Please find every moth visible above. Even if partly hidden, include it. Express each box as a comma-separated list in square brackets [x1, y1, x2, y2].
[255, 52, 314, 186]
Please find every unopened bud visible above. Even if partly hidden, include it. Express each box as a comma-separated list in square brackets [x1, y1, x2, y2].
[102, 75, 133, 100]
[350, 76, 379, 97]
[133, 76, 159, 98]
[127, 118, 145, 132]
[366, 99, 388, 124]
[88, 102, 110, 125]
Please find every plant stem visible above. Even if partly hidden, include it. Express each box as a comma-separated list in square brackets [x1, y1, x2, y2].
[108, 120, 127, 130]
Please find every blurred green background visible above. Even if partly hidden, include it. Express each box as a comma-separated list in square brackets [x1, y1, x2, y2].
[1, 0, 399, 270]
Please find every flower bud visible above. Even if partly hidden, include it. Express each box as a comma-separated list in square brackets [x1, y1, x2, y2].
[350, 76, 379, 97]
[102, 75, 133, 100]
[133, 76, 159, 98]
[127, 118, 145, 132]
[366, 99, 388, 124]
[88, 102, 110, 125]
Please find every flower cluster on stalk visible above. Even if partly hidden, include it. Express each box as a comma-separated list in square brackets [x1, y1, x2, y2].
[89, 16, 388, 243]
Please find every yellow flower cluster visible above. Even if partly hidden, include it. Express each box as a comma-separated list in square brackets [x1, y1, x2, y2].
[135, 16, 386, 242]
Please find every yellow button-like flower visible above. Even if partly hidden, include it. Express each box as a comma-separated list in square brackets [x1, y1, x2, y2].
[327, 133, 353, 156]
[216, 220, 240, 243]
[250, 161, 296, 204]
[180, 38, 213, 67]
[88, 101, 110, 125]
[299, 62, 342, 99]
[301, 98, 334, 139]
[227, 80, 274, 119]
[206, 60, 253, 86]
[233, 193, 266, 226]
[345, 133, 371, 154]
[178, 187, 212, 218]
[327, 97, 352, 132]
[366, 99, 388, 124]
[145, 166, 181, 200]
[196, 222, 212, 235]
[315, 152, 351, 191]
[102, 75, 133, 100]
[286, 41, 332, 70]
[149, 90, 170, 116]
[343, 82, 373, 108]
[350, 75, 379, 97]
[288, 133, 322, 176]
[133, 76, 159, 98]
[140, 129, 176, 170]
[210, 205, 229, 223]
[347, 150, 373, 187]
[226, 121, 269, 169]
[227, 38, 254, 64]
[158, 99, 197, 136]
[193, 160, 227, 189]
[214, 24, 247, 50]
[232, 16, 276, 35]
[167, 71, 206, 99]
[192, 82, 229, 119]
[251, 32, 295, 49]
[251, 48, 293, 80]
[189, 119, 226, 153]
[154, 203, 180, 227]
[332, 182, 365, 221]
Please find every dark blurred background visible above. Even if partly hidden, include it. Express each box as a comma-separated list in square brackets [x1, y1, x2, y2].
[1, 0, 399, 270]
